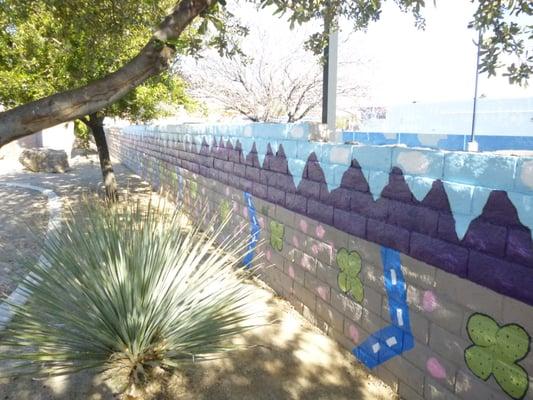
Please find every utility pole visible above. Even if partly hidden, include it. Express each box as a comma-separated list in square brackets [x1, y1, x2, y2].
[322, 20, 338, 133]
[468, 30, 482, 152]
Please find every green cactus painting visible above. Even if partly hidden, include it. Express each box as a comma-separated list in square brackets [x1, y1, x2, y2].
[189, 180, 198, 200]
[465, 313, 530, 399]
[336, 248, 364, 303]
[270, 220, 284, 252]
[219, 199, 231, 220]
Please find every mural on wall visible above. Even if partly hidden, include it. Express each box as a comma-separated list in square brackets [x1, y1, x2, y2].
[336, 248, 364, 303]
[353, 246, 414, 369]
[189, 180, 198, 200]
[243, 192, 260, 268]
[465, 313, 531, 400]
[270, 220, 284, 252]
[219, 199, 231, 221]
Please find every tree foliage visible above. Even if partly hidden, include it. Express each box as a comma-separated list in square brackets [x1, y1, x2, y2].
[261, 0, 533, 86]
[0, 0, 197, 120]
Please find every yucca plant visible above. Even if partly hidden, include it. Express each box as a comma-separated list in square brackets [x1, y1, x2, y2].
[0, 196, 260, 398]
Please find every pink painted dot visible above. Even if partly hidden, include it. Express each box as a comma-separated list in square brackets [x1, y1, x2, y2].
[225, 187, 230, 196]
[292, 235, 300, 248]
[258, 216, 265, 228]
[265, 249, 272, 262]
[299, 219, 308, 233]
[422, 290, 438, 312]
[348, 325, 359, 343]
[242, 207, 248, 218]
[317, 286, 328, 301]
[288, 266, 295, 279]
[311, 243, 319, 256]
[315, 224, 326, 239]
[426, 357, 447, 380]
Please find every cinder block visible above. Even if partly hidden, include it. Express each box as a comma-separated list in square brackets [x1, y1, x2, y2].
[375, 365, 399, 393]
[514, 157, 533, 194]
[304, 272, 331, 302]
[424, 377, 459, 400]
[347, 236, 383, 267]
[283, 262, 306, 286]
[328, 327, 355, 352]
[399, 381, 424, 400]
[434, 268, 503, 319]
[361, 284, 383, 316]
[403, 340, 456, 392]
[323, 144, 352, 166]
[316, 298, 344, 331]
[455, 369, 507, 400]
[316, 261, 339, 288]
[305, 237, 334, 265]
[407, 284, 465, 335]
[400, 254, 437, 290]
[330, 289, 364, 322]
[293, 281, 316, 310]
[385, 355, 425, 395]
[274, 204, 295, 227]
[392, 148, 445, 179]
[352, 145, 393, 172]
[502, 295, 533, 334]
[428, 323, 470, 367]
[443, 152, 517, 191]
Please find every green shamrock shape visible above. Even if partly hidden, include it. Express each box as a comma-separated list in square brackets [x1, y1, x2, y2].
[219, 200, 231, 220]
[336, 248, 363, 303]
[270, 220, 284, 252]
[189, 180, 198, 200]
[465, 313, 530, 400]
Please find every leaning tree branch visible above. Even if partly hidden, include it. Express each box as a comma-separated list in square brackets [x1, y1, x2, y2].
[0, 0, 215, 148]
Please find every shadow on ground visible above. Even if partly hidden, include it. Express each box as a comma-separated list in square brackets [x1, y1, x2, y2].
[0, 157, 395, 400]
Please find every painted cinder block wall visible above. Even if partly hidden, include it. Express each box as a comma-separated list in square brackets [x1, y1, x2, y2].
[107, 123, 533, 400]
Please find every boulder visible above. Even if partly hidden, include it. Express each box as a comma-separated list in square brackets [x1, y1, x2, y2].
[19, 148, 70, 173]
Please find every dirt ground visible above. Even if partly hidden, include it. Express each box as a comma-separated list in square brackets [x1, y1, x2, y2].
[0, 155, 396, 400]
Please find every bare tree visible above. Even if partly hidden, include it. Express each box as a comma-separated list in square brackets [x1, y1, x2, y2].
[185, 40, 367, 123]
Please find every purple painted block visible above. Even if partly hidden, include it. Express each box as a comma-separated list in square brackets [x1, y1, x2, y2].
[506, 228, 533, 268]
[270, 155, 289, 174]
[340, 165, 369, 192]
[367, 220, 410, 254]
[245, 145, 260, 167]
[329, 187, 353, 210]
[263, 153, 274, 170]
[350, 192, 389, 221]
[222, 160, 234, 174]
[286, 193, 307, 214]
[307, 199, 334, 225]
[213, 158, 225, 171]
[208, 168, 218, 180]
[234, 163, 246, 177]
[381, 168, 414, 203]
[228, 148, 241, 163]
[273, 173, 297, 193]
[319, 185, 333, 206]
[462, 219, 507, 257]
[388, 201, 439, 236]
[420, 180, 451, 211]
[333, 208, 366, 237]
[252, 182, 268, 199]
[218, 170, 229, 185]
[268, 186, 286, 206]
[479, 191, 523, 227]
[437, 213, 460, 243]
[468, 251, 533, 305]
[229, 173, 240, 188]
[260, 170, 273, 186]
[245, 166, 261, 182]
[307, 161, 326, 182]
[240, 177, 253, 193]
[189, 162, 199, 174]
[199, 165, 210, 177]
[297, 179, 321, 201]
[410, 233, 468, 277]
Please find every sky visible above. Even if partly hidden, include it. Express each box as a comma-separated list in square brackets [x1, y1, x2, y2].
[228, 0, 531, 106]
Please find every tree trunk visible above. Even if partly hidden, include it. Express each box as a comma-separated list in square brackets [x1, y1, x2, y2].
[0, 0, 214, 148]
[83, 114, 118, 202]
